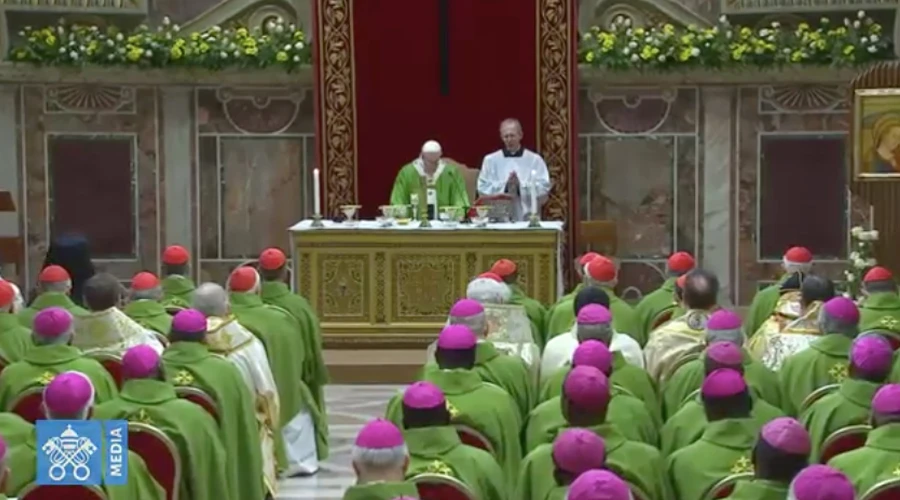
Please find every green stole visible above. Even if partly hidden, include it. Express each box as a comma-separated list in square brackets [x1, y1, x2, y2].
[122, 300, 172, 335]
[668, 419, 758, 500]
[18, 292, 87, 328]
[388, 162, 470, 217]
[780, 333, 853, 416]
[0, 412, 32, 449]
[160, 275, 195, 308]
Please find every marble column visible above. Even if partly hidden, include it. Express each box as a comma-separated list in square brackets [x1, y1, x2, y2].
[701, 87, 735, 305]
[0, 85, 21, 281]
[161, 87, 193, 260]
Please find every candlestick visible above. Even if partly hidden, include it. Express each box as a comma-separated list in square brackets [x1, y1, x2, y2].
[313, 168, 322, 217]
[529, 169, 538, 218]
[869, 204, 875, 230]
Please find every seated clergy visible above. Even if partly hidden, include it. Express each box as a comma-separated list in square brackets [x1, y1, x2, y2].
[161, 309, 269, 499]
[227, 266, 326, 471]
[721, 417, 812, 500]
[634, 251, 695, 346]
[345, 419, 419, 500]
[829, 384, 900, 493]
[663, 310, 781, 419]
[752, 272, 806, 337]
[553, 366, 669, 500]
[780, 296, 860, 416]
[0, 412, 33, 449]
[645, 269, 720, 382]
[661, 347, 784, 456]
[74, 273, 164, 355]
[5, 372, 164, 499]
[0, 280, 34, 365]
[18, 265, 86, 327]
[526, 340, 658, 451]
[517, 427, 606, 500]
[802, 334, 893, 462]
[389, 325, 521, 482]
[93, 345, 231, 500]
[858, 266, 900, 333]
[122, 271, 172, 335]
[551, 252, 600, 309]
[0, 307, 117, 410]
[788, 465, 855, 500]
[745, 246, 813, 337]
[490, 259, 547, 347]
[666, 369, 762, 500]
[749, 275, 834, 371]
[399, 382, 505, 500]
[566, 470, 633, 500]
[160, 245, 196, 309]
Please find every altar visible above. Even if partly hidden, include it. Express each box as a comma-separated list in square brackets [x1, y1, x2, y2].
[289, 220, 563, 347]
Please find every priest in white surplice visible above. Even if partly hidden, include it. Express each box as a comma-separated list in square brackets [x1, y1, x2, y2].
[477, 118, 552, 221]
[192, 282, 281, 493]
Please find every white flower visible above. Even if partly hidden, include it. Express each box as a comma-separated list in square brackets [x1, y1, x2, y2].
[614, 15, 624, 26]
[116, 33, 124, 41]
[870, 230, 879, 240]
[173, 24, 180, 32]
[850, 251, 861, 260]
[719, 15, 728, 24]
[623, 17, 632, 27]
[266, 21, 276, 31]
[871, 34, 880, 43]
[843, 292, 852, 299]
[628, 41, 637, 49]
[293, 54, 301, 62]
[854, 257, 868, 269]
[844, 18, 851, 27]
[284, 44, 292, 51]
[821, 17, 829, 24]
[623, 48, 630, 55]
[657, 55, 666, 62]
[861, 36, 868, 44]
[853, 20, 861, 29]
[771, 21, 780, 28]
[79, 45, 86, 52]
[858, 10, 866, 19]
[691, 48, 700, 56]
[162, 16, 171, 26]
[107, 54, 115, 60]
[220, 51, 228, 58]
[630, 54, 639, 62]
[726, 30, 733, 39]
[233, 50, 240, 57]
[845, 270, 856, 282]
[106, 39, 115, 47]
[58, 47, 65, 54]
[275, 25, 285, 34]
[759, 28, 770, 37]
[17, 31, 23, 37]
[295, 42, 304, 50]
[851, 226, 864, 237]
[69, 51, 78, 59]
[868, 45, 878, 53]
[867, 258, 878, 266]
[144, 49, 152, 57]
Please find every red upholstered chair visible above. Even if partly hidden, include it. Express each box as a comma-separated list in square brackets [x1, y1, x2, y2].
[799, 384, 840, 414]
[20, 483, 108, 499]
[128, 422, 181, 500]
[702, 473, 753, 500]
[8, 387, 46, 423]
[454, 425, 494, 455]
[410, 473, 476, 500]
[862, 478, 900, 500]
[820, 425, 871, 463]
[175, 386, 219, 423]
[87, 353, 124, 390]
[882, 332, 900, 351]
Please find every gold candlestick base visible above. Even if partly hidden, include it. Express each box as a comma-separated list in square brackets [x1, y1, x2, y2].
[311, 213, 325, 228]
[528, 214, 541, 228]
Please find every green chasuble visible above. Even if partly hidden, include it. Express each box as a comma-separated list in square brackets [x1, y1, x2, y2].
[0, 343, 117, 410]
[516, 442, 567, 500]
[801, 377, 881, 463]
[342, 481, 420, 500]
[0, 412, 31, 448]
[779, 333, 854, 417]
[389, 162, 470, 215]
[17, 292, 87, 328]
[745, 278, 788, 339]
[829, 422, 900, 494]
[93, 378, 231, 500]
[545, 289, 639, 342]
[260, 281, 329, 419]
[5, 430, 164, 499]
[662, 348, 781, 420]
[858, 292, 900, 333]
[123, 299, 172, 335]
[661, 394, 784, 457]
[578, 423, 671, 500]
[161, 341, 267, 500]
[722, 479, 790, 500]
[229, 292, 329, 461]
[539, 352, 661, 424]
[667, 419, 759, 500]
[523, 391, 658, 452]
[0, 313, 33, 364]
[421, 341, 535, 419]
[508, 284, 547, 348]
[633, 277, 677, 346]
[403, 426, 505, 500]
[160, 275, 195, 309]
[386, 369, 522, 485]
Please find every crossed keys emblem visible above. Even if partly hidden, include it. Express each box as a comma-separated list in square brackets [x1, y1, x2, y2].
[41, 425, 98, 481]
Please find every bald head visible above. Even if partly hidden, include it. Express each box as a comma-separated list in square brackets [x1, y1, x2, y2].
[192, 283, 229, 317]
[83, 273, 123, 311]
[683, 269, 719, 310]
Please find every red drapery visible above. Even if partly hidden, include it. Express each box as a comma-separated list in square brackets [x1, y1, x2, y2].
[352, 0, 538, 216]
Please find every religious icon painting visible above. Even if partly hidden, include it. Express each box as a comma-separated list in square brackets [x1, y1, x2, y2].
[853, 88, 900, 180]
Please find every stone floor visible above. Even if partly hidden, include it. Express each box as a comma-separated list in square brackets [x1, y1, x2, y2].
[276, 384, 403, 499]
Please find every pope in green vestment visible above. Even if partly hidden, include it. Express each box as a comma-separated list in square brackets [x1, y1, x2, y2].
[162, 337, 268, 499]
[828, 421, 900, 494]
[17, 291, 86, 328]
[780, 333, 855, 416]
[389, 150, 470, 217]
[342, 482, 420, 500]
[0, 413, 31, 449]
[93, 373, 231, 500]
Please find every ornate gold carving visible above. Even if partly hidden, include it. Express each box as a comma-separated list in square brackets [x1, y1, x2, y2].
[538, 254, 552, 304]
[465, 252, 478, 281]
[316, 0, 357, 216]
[321, 254, 367, 318]
[0, 0, 146, 9]
[393, 255, 459, 321]
[374, 252, 386, 323]
[298, 252, 312, 300]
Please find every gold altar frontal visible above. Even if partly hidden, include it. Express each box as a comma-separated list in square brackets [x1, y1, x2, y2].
[292, 226, 560, 348]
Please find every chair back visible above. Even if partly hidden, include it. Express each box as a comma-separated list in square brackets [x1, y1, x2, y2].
[881, 331, 900, 351]
[164, 305, 185, 317]
[799, 384, 839, 414]
[454, 424, 494, 455]
[152, 332, 170, 347]
[8, 386, 45, 423]
[175, 386, 220, 423]
[410, 473, 476, 500]
[87, 352, 124, 389]
[650, 307, 675, 331]
[20, 483, 108, 499]
[862, 477, 900, 500]
[128, 422, 181, 500]
[820, 424, 871, 463]
[703, 473, 754, 500]
[579, 220, 617, 255]
[629, 483, 652, 500]
[444, 159, 477, 204]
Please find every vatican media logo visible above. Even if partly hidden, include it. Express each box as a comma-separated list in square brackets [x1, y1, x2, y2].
[36, 420, 128, 486]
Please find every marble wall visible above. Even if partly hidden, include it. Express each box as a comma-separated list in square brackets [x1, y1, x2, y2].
[0, 83, 315, 290]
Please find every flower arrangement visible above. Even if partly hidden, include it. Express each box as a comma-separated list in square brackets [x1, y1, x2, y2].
[8, 16, 310, 71]
[844, 225, 880, 299]
[580, 11, 891, 70]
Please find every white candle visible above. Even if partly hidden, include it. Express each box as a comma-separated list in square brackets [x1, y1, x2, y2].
[313, 168, 321, 216]
[530, 169, 538, 217]
[869, 204, 875, 230]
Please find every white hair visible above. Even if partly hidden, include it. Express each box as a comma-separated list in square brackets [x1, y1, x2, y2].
[705, 328, 746, 347]
[576, 322, 613, 342]
[449, 312, 487, 337]
[466, 278, 511, 305]
[783, 258, 811, 274]
[350, 444, 408, 470]
[41, 280, 71, 293]
[193, 282, 230, 317]
[817, 307, 858, 338]
[34, 327, 74, 346]
[131, 286, 163, 302]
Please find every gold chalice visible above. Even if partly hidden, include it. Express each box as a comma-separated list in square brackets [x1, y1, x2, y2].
[340, 205, 361, 226]
[393, 205, 410, 225]
[440, 206, 462, 228]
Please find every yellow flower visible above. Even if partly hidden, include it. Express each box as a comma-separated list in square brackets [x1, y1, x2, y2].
[790, 51, 804, 62]
[640, 45, 659, 60]
[45, 34, 56, 46]
[236, 27, 248, 37]
[198, 42, 210, 54]
[585, 51, 595, 62]
[843, 45, 854, 55]
[126, 46, 143, 61]
[244, 46, 258, 56]
[293, 31, 305, 41]
[276, 51, 288, 62]
[170, 46, 183, 59]
[190, 32, 200, 41]
[14, 50, 26, 60]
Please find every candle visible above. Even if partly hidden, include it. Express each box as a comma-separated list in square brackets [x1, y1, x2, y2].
[869, 204, 875, 230]
[313, 168, 321, 216]
[530, 169, 538, 217]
